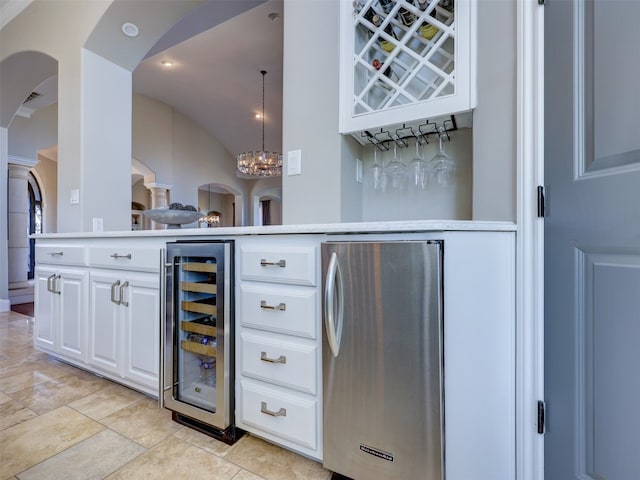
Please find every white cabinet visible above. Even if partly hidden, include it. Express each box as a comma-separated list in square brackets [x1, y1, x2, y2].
[339, 0, 476, 134]
[235, 238, 322, 461]
[88, 247, 161, 396]
[34, 265, 88, 364]
[33, 239, 163, 398]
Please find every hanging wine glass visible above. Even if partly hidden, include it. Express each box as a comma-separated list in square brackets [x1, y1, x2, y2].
[368, 146, 385, 192]
[409, 135, 428, 191]
[384, 141, 408, 193]
[428, 128, 455, 187]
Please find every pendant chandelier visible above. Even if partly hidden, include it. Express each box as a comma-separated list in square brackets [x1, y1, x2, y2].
[237, 70, 282, 178]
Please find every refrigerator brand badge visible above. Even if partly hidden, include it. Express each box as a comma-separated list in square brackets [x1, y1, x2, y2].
[359, 444, 394, 462]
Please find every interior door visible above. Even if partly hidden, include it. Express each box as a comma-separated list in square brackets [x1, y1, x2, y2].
[544, 1, 640, 479]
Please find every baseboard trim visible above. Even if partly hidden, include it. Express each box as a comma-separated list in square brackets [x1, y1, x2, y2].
[0, 298, 11, 312]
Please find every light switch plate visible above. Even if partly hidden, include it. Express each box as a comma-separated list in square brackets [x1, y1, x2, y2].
[70, 189, 80, 205]
[287, 149, 302, 175]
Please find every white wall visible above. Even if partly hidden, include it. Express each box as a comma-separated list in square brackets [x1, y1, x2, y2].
[361, 128, 473, 221]
[472, 0, 516, 221]
[282, 0, 359, 224]
[132, 95, 174, 183]
[81, 48, 131, 232]
[7, 103, 57, 159]
[0, 127, 9, 311]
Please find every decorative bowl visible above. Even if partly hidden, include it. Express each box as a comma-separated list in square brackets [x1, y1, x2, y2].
[143, 208, 204, 228]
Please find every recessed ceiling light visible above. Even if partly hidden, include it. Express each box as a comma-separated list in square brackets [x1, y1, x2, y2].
[255, 113, 261, 119]
[121, 22, 139, 37]
[161, 60, 174, 67]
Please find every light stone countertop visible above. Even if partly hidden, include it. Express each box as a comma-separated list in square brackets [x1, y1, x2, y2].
[33, 220, 516, 240]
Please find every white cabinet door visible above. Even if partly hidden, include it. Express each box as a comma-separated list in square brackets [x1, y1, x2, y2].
[34, 266, 56, 351]
[34, 265, 88, 363]
[57, 269, 88, 362]
[339, 0, 475, 134]
[88, 271, 121, 376]
[121, 272, 160, 390]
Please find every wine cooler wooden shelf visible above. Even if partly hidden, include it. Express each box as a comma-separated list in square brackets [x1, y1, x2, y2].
[180, 281, 217, 294]
[180, 320, 217, 337]
[181, 297, 217, 315]
[180, 340, 217, 357]
[181, 262, 217, 273]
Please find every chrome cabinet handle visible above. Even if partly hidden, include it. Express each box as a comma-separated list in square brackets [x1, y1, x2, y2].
[119, 281, 129, 307]
[261, 402, 286, 417]
[324, 251, 343, 358]
[260, 259, 286, 268]
[260, 300, 286, 311]
[48, 251, 64, 256]
[47, 273, 56, 293]
[53, 274, 61, 294]
[260, 351, 287, 364]
[111, 280, 121, 304]
[111, 253, 132, 260]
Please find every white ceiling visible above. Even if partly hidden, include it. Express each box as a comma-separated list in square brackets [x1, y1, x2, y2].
[133, 0, 284, 157]
[13, 0, 284, 161]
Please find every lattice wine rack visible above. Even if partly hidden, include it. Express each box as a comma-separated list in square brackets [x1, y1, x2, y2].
[340, 0, 473, 134]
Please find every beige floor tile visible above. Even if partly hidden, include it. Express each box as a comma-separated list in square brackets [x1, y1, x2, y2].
[0, 406, 104, 479]
[100, 397, 181, 448]
[105, 435, 240, 480]
[0, 399, 37, 431]
[0, 370, 58, 394]
[225, 435, 331, 480]
[173, 424, 236, 457]
[68, 383, 145, 421]
[232, 469, 268, 480]
[0, 390, 11, 404]
[10, 370, 108, 414]
[16, 428, 146, 480]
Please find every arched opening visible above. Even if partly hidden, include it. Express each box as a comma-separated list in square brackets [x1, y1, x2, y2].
[27, 172, 43, 280]
[198, 183, 243, 228]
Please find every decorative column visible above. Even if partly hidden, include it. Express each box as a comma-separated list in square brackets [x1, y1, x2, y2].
[144, 182, 172, 230]
[8, 157, 39, 289]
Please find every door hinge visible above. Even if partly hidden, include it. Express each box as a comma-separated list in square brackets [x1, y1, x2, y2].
[537, 400, 546, 434]
[537, 185, 545, 218]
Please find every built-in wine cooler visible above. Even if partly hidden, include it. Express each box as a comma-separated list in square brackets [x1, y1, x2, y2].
[163, 240, 241, 443]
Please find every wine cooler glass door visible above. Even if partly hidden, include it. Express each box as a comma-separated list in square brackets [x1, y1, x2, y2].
[164, 239, 233, 430]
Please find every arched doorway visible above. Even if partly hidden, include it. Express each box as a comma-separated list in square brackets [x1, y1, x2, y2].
[27, 172, 43, 280]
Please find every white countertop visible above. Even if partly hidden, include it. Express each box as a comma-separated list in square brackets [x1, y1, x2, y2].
[33, 220, 516, 240]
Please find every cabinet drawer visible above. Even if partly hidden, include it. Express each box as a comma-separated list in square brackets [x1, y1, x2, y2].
[239, 283, 317, 339]
[35, 245, 87, 266]
[89, 247, 160, 272]
[240, 331, 317, 395]
[239, 379, 318, 450]
[239, 245, 317, 286]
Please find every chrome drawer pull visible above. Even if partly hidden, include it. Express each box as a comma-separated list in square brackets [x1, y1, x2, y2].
[260, 259, 286, 268]
[48, 251, 64, 256]
[260, 351, 287, 364]
[47, 273, 56, 293]
[261, 402, 286, 417]
[260, 300, 286, 311]
[111, 253, 132, 260]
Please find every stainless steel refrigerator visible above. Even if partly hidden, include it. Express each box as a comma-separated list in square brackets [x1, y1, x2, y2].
[321, 240, 444, 480]
[163, 240, 240, 444]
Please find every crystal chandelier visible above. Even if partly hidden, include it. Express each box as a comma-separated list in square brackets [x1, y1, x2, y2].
[237, 70, 282, 178]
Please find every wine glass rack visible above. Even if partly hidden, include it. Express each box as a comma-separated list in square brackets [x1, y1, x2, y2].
[361, 116, 457, 151]
[352, 0, 456, 117]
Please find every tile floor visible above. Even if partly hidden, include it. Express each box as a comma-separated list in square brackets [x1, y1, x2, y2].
[0, 310, 332, 480]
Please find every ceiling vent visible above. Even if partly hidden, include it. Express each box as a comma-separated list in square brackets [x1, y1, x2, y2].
[23, 91, 41, 104]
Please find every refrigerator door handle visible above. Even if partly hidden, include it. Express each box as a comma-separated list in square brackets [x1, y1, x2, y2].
[324, 251, 343, 358]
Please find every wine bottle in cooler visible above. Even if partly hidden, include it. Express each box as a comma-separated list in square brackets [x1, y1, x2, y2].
[371, 13, 398, 52]
[372, 58, 399, 89]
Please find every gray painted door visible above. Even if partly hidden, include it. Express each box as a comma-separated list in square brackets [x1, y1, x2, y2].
[544, 1, 640, 479]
